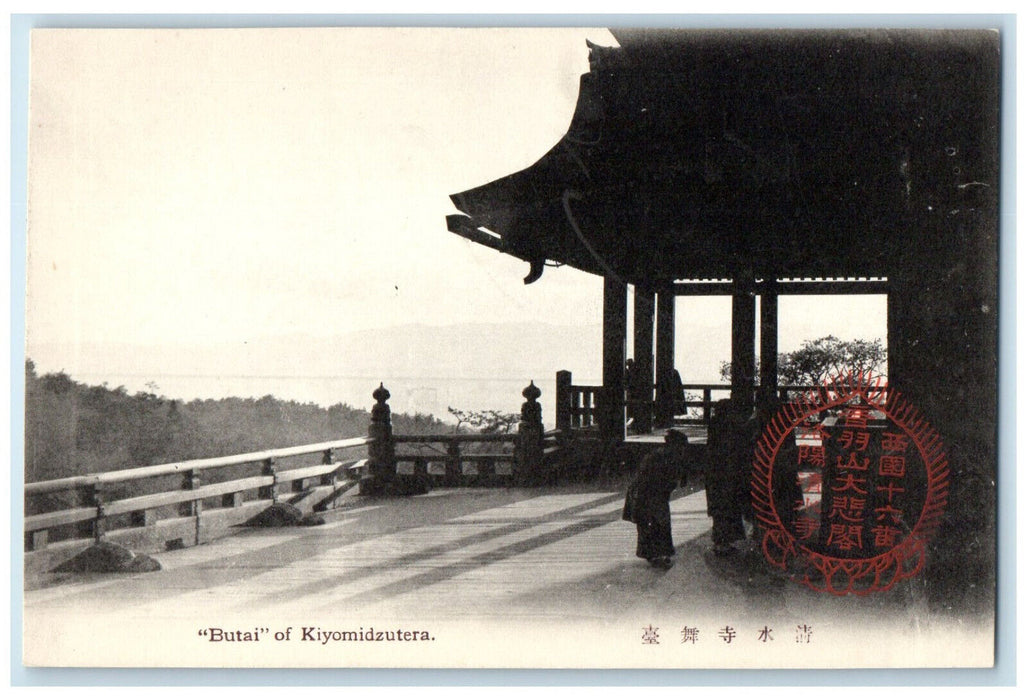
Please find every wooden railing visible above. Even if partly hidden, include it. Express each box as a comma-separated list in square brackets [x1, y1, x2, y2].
[25, 438, 371, 553]
[33, 374, 859, 562]
[394, 433, 517, 486]
[555, 369, 852, 432]
[26, 373, 888, 557]
[25, 379, 562, 567]
[677, 385, 827, 423]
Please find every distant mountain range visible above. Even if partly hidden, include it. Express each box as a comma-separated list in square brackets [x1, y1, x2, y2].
[26, 321, 734, 412]
[29, 321, 737, 381]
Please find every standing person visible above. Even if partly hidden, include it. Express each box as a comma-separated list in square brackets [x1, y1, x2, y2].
[758, 398, 803, 530]
[670, 369, 687, 418]
[623, 429, 689, 569]
[705, 399, 754, 556]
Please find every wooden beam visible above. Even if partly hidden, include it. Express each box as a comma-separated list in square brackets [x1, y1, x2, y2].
[672, 279, 890, 296]
[632, 286, 655, 433]
[601, 277, 628, 443]
[886, 284, 903, 393]
[731, 283, 756, 406]
[445, 214, 508, 253]
[759, 286, 779, 406]
[654, 286, 676, 428]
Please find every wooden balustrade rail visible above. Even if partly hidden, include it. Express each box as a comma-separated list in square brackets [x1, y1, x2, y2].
[393, 432, 519, 485]
[556, 374, 889, 433]
[559, 384, 601, 429]
[27, 375, 884, 556]
[25, 437, 371, 496]
[23, 379, 561, 578]
[25, 437, 372, 553]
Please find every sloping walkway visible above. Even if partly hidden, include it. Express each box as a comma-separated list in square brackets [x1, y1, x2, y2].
[22, 485, 991, 669]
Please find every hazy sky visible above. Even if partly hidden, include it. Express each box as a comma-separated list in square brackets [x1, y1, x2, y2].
[26, 26, 888, 390]
[27, 28, 615, 350]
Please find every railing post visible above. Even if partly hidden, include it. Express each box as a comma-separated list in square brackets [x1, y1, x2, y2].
[445, 441, 462, 487]
[259, 458, 278, 502]
[89, 483, 106, 544]
[555, 370, 572, 435]
[179, 469, 202, 517]
[703, 388, 712, 425]
[320, 449, 335, 486]
[26, 528, 48, 552]
[314, 449, 336, 512]
[179, 468, 203, 546]
[587, 383, 595, 429]
[367, 383, 397, 485]
[572, 387, 583, 428]
[516, 381, 544, 485]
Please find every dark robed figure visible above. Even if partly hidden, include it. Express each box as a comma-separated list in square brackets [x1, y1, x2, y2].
[623, 430, 689, 569]
[705, 399, 758, 555]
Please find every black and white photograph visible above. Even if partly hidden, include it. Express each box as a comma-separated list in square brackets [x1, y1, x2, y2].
[17, 19, 1004, 670]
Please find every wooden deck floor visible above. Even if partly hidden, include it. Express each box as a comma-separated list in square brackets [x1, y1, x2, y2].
[22, 484, 991, 669]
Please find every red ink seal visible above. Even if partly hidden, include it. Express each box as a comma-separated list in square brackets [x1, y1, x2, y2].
[751, 372, 949, 595]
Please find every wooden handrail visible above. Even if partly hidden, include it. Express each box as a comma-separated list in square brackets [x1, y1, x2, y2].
[395, 453, 512, 461]
[25, 379, 556, 562]
[25, 437, 371, 496]
[100, 475, 276, 517]
[557, 377, 887, 431]
[24, 437, 374, 554]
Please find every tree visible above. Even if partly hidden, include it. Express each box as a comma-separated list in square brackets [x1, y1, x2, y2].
[447, 407, 519, 434]
[720, 336, 886, 386]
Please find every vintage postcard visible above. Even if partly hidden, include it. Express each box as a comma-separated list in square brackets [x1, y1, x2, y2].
[20, 24, 1002, 670]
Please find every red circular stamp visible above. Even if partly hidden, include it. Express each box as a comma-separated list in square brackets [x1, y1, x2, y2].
[751, 372, 949, 595]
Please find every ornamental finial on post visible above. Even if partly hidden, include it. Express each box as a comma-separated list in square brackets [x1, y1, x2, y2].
[366, 382, 396, 485]
[517, 381, 544, 485]
[521, 380, 542, 424]
[371, 382, 392, 426]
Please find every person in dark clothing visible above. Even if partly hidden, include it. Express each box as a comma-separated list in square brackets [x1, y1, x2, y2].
[705, 399, 757, 555]
[758, 398, 804, 531]
[623, 429, 689, 569]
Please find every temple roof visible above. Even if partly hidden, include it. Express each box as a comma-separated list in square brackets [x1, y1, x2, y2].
[448, 29, 999, 286]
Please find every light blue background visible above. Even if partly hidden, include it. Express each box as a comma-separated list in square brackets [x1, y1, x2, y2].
[9, 12, 1017, 687]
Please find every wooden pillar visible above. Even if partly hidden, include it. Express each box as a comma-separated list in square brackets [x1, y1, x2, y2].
[632, 286, 655, 433]
[654, 285, 676, 428]
[759, 284, 779, 409]
[600, 276, 627, 443]
[731, 280, 756, 409]
[886, 284, 904, 394]
[555, 370, 572, 434]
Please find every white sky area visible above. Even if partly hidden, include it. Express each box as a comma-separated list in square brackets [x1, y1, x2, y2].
[25, 27, 888, 400]
[27, 28, 611, 348]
